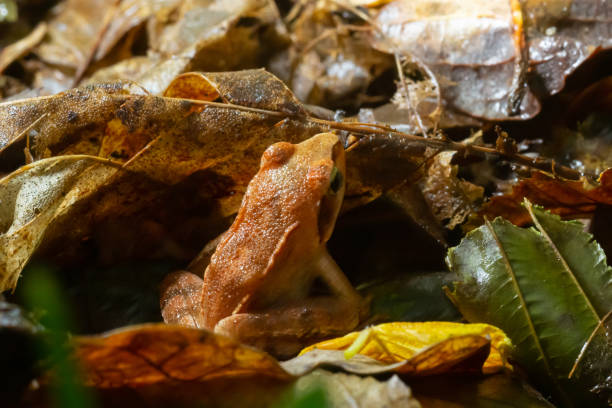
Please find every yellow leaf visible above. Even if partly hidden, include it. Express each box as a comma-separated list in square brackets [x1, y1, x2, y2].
[300, 322, 513, 375]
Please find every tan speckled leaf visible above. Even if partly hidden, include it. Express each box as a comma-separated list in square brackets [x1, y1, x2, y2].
[0, 70, 326, 291]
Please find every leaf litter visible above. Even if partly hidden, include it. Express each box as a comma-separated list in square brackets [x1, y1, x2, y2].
[0, 0, 611, 407]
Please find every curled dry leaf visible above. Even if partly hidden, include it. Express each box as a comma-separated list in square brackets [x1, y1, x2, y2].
[0, 70, 328, 291]
[447, 201, 612, 406]
[0, 156, 120, 290]
[299, 322, 513, 375]
[477, 169, 612, 227]
[72, 324, 291, 388]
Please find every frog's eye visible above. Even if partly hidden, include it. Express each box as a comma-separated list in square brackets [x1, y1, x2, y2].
[329, 166, 343, 194]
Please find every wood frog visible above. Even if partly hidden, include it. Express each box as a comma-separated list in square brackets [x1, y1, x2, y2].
[160, 133, 367, 357]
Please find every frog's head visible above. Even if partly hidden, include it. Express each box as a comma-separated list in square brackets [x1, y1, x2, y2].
[260, 133, 345, 244]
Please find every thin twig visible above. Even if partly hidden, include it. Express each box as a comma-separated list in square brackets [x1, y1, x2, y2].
[394, 53, 428, 137]
[114, 94, 589, 181]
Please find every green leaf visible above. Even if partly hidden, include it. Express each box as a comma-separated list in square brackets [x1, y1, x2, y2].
[359, 271, 462, 323]
[446, 200, 612, 407]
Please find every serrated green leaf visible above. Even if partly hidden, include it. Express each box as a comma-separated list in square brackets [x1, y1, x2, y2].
[446, 200, 612, 407]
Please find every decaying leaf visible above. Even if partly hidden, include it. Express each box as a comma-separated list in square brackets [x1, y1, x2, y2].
[292, 369, 421, 408]
[447, 201, 612, 406]
[87, 0, 287, 94]
[299, 322, 513, 375]
[368, 0, 612, 121]
[272, 1, 394, 111]
[419, 151, 484, 230]
[72, 324, 292, 388]
[370, 0, 537, 121]
[477, 169, 612, 226]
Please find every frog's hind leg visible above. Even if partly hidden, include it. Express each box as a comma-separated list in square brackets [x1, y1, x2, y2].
[215, 249, 366, 358]
[214, 296, 361, 359]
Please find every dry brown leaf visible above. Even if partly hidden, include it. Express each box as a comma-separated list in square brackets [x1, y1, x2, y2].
[87, 0, 287, 94]
[0, 156, 120, 290]
[477, 169, 612, 226]
[0, 70, 328, 291]
[343, 133, 427, 210]
[93, 0, 182, 62]
[370, 0, 538, 121]
[0, 23, 47, 74]
[55, 325, 423, 407]
[33, 0, 109, 70]
[72, 324, 291, 388]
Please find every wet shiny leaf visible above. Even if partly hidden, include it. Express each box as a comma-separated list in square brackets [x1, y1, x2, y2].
[447, 201, 612, 406]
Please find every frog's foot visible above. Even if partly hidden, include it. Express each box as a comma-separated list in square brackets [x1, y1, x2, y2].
[214, 297, 361, 359]
[160, 270, 205, 328]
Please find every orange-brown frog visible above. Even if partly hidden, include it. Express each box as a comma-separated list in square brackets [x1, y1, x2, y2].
[161, 133, 366, 357]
